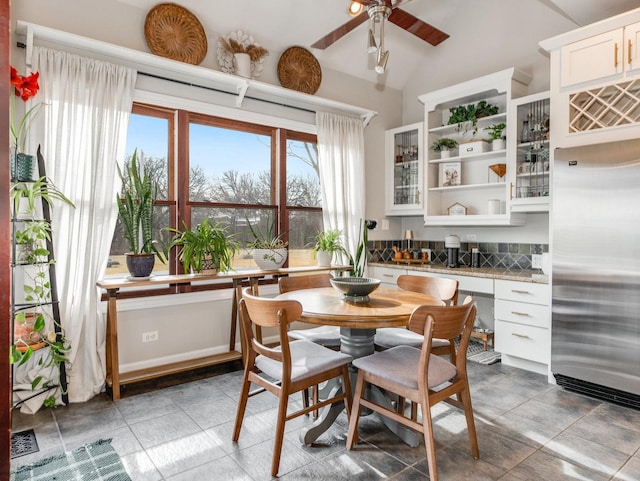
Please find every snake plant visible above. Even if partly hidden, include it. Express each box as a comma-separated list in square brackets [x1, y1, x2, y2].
[116, 149, 165, 261]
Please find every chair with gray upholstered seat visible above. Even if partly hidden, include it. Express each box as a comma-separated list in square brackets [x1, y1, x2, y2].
[233, 287, 353, 477]
[374, 275, 459, 359]
[346, 300, 479, 481]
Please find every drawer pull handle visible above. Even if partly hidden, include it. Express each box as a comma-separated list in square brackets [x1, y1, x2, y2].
[615, 42, 619, 68]
[512, 332, 530, 339]
[511, 311, 530, 317]
[629, 39, 633, 65]
[511, 289, 530, 294]
[382, 274, 394, 278]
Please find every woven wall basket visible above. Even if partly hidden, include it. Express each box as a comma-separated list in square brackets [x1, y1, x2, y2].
[144, 3, 207, 65]
[277, 46, 322, 95]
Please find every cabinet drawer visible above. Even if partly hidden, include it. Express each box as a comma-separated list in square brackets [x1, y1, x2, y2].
[409, 271, 494, 295]
[495, 279, 549, 305]
[368, 266, 405, 287]
[495, 299, 549, 328]
[495, 320, 549, 363]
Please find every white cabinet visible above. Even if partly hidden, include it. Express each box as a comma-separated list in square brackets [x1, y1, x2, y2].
[385, 122, 424, 216]
[418, 68, 531, 226]
[509, 91, 550, 213]
[407, 270, 494, 295]
[560, 22, 640, 88]
[541, 9, 640, 147]
[368, 266, 405, 288]
[494, 279, 550, 374]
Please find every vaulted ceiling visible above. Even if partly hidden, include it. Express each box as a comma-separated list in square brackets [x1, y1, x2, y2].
[117, 0, 640, 90]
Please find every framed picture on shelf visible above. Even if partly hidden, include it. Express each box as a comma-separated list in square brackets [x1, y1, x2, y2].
[440, 161, 461, 187]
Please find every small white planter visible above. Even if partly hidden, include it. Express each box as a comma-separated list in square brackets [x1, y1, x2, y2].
[492, 138, 506, 151]
[440, 149, 451, 159]
[252, 248, 287, 270]
[316, 250, 332, 267]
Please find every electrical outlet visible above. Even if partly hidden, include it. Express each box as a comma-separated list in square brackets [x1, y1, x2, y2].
[466, 234, 477, 242]
[381, 219, 390, 230]
[142, 331, 158, 343]
[531, 254, 542, 269]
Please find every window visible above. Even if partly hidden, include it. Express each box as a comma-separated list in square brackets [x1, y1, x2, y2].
[107, 103, 321, 282]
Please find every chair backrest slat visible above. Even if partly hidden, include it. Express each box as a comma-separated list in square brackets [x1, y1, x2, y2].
[397, 274, 459, 305]
[278, 273, 332, 293]
[242, 287, 302, 327]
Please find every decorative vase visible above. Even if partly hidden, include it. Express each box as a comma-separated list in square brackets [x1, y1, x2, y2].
[316, 250, 332, 267]
[10, 152, 34, 182]
[233, 53, 251, 78]
[252, 248, 287, 270]
[125, 253, 155, 278]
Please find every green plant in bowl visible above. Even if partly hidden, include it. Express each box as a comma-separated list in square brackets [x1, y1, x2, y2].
[167, 218, 239, 274]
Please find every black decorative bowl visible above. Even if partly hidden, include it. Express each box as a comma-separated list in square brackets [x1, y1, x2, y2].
[330, 277, 381, 301]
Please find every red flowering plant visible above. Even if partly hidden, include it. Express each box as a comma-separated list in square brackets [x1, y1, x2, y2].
[10, 66, 42, 153]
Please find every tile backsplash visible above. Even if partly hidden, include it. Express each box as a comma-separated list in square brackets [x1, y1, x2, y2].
[369, 239, 548, 271]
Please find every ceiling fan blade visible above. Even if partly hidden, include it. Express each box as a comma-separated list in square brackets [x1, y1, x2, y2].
[389, 8, 449, 46]
[311, 13, 369, 49]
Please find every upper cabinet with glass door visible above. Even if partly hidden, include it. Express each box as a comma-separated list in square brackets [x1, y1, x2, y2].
[385, 122, 424, 216]
[418, 68, 531, 226]
[510, 92, 550, 213]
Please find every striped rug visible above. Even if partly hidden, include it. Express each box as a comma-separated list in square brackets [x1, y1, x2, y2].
[11, 439, 130, 481]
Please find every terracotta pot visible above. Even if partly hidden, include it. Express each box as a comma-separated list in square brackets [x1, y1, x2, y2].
[14, 312, 43, 345]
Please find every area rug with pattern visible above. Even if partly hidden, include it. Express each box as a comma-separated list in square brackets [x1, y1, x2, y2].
[11, 439, 131, 481]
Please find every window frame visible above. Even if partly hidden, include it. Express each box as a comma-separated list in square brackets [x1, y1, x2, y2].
[111, 102, 320, 298]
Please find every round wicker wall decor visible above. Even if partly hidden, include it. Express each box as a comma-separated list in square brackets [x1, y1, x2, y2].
[277, 46, 322, 95]
[144, 3, 207, 65]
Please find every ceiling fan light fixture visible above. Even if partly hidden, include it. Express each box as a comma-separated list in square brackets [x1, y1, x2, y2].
[348, 1, 364, 17]
[367, 29, 378, 54]
[375, 50, 389, 74]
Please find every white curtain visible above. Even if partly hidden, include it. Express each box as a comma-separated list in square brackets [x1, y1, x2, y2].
[31, 47, 136, 402]
[316, 112, 366, 265]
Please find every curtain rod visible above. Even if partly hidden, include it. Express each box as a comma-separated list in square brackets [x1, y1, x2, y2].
[137, 71, 316, 115]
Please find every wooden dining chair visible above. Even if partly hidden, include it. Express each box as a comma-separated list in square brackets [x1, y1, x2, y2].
[346, 300, 479, 481]
[279, 273, 341, 348]
[374, 275, 459, 358]
[232, 287, 353, 477]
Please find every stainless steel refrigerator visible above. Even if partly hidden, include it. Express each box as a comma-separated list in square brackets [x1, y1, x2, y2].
[552, 139, 640, 407]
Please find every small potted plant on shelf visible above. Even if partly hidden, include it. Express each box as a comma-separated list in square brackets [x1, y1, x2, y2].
[448, 100, 499, 137]
[247, 219, 288, 270]
[116, 149, 165, 278]
[485, 123, 506, 151]
[430, 138, 458, 159]
[313, 229, 347, 267]
[166, 218, 239, 274]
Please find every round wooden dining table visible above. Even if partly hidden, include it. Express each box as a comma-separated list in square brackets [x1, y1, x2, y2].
[276, 286, 442, 446]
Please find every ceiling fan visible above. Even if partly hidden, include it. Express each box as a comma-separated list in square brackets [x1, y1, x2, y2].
[311, 0, 449, 51]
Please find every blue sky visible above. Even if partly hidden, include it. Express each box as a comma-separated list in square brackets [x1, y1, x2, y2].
[125, 114, 314, 177]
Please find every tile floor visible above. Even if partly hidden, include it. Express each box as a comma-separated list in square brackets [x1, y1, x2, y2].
[11, 359, 640, 480]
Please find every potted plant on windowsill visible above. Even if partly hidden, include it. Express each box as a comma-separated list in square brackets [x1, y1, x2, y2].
[485, 123, 506, 151]
[166, 218, 239, 274]
[313, 229, 347, 267]
[247, 219, 288, 270]
[116, 149, 165, 278]
[430, 138, 458, 159]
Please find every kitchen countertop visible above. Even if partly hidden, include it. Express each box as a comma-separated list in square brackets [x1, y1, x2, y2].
[369, 262, 549, 284]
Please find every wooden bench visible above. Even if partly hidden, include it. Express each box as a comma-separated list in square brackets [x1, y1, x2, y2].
[470, 329, 494, 351]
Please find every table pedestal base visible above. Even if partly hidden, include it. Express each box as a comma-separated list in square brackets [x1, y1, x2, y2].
[300, 327, 419, 447]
